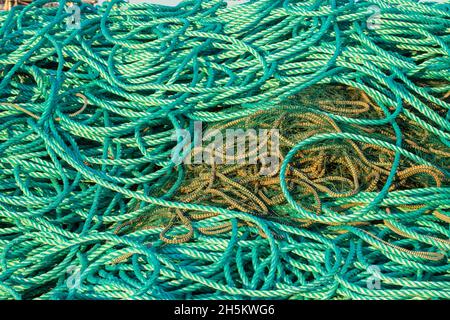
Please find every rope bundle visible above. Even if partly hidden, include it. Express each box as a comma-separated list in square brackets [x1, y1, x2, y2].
[0, 1, 33, 11]
[0, 0, 449, 299]
[127, 86, 448, 240]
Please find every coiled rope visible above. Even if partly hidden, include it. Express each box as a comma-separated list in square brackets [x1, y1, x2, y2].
[0, 0, 449, 300]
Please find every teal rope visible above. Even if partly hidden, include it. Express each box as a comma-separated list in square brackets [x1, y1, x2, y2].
[0, 0, 449, 300]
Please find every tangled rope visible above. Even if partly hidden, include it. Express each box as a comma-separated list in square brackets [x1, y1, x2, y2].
[0, 0, 449, 300]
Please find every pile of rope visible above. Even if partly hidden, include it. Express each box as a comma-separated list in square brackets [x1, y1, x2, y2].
[0, 0, 449, 299]
[0, 1, 33, 11]
[126, 85, 449, 238]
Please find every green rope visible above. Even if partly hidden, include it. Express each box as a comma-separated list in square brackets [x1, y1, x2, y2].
[0, 0, 449, 300]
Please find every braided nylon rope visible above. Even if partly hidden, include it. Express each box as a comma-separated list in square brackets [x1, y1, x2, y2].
[0, 0, 449, 300]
